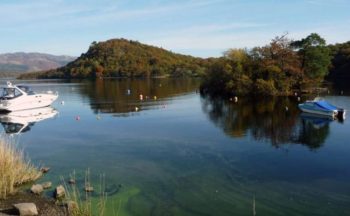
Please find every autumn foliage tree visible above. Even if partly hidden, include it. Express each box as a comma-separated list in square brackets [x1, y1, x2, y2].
[202, 34, 302, 96]
[201, 33, 332, 96]
[250, 34, 302, 95]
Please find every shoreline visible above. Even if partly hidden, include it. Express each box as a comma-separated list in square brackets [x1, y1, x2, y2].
[0, 191, 66, 216]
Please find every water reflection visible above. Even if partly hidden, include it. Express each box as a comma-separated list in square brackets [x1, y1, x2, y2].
[295, 113, 331, 149]
[0, 107, 58, 134]
[2, 80, 348, 215]
[79, 79, 200, 115]
[201, 95, 334, 149]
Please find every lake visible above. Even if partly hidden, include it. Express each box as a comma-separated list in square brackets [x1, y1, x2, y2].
[1, 79, 349, 216]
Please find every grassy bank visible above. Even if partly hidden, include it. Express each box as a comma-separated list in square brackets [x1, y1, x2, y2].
[0, 137, 42, 199]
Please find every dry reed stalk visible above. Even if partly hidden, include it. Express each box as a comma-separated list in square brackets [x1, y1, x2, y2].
[0, 138, 41, 199]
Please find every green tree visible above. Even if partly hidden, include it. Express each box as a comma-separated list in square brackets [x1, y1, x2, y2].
[291, 33, 331, 80]
[223, 48, 249, 75]
[327, 41, 350, 81]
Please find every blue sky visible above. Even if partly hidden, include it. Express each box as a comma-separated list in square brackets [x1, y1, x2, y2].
[1, 0, 350, 57]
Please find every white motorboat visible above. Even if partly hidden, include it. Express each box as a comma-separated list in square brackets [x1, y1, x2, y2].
[0, 81, 58, 112]
[0, 106, 58, 134]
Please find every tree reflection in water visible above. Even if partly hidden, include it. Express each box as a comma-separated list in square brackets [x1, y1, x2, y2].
[201, 94, 333, 149]
[79, 78, 200, 116]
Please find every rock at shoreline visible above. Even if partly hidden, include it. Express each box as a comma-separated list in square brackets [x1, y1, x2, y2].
[41, 182, 52, 189]
[0, 191, 66, 216]
[55, 186, 65, 199]
[30, 185, 43, 195]
[40, 167, 50, 173]
[13, 203, 38, 216]
[84, 186, 94, 192]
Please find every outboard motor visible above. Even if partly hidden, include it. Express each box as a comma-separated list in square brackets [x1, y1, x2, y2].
[337, 109, 346, 120]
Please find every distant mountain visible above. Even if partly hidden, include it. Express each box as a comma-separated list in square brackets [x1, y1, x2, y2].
[0, 52, 76, 73]
[19, 39, 213, 79]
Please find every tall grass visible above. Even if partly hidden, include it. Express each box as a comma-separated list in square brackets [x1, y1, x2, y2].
[0, 137, 42, 199]
[63, 169, 108, 216]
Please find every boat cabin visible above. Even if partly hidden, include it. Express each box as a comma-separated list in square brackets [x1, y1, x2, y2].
[17, 86, 35, 95]
[1, 87, 23, 99]
[1, 84, 34, 99]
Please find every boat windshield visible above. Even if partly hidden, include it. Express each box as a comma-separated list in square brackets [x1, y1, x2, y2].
[17, 86, 35, 95]
[1, 87, 23, 99]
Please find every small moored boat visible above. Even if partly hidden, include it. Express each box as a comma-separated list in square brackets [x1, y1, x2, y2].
[298, 98, 345, 119]
[0, 81, 58, 112]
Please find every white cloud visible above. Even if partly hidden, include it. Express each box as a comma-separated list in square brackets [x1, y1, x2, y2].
[1, 0, 219, 24]
[144, 20, 350, 57]
[1, 0, 349, 57]
[142, 22, 272, 56]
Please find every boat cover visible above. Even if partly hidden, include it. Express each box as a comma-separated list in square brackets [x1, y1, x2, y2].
[315, 100, 338, 111]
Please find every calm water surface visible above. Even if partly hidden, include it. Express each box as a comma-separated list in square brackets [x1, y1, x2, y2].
[1, 79, 350, 216]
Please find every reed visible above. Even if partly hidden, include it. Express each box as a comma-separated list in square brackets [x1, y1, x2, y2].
[0, 137, 41, 199]
[64, 169, 108, 216]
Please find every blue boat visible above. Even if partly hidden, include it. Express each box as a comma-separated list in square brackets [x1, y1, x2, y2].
[298, 99, 345, 119]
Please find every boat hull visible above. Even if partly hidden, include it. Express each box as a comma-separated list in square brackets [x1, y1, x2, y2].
[298, 100, 338, 118]
[298, 106, 337, 117]
[0, 94, 58, 112]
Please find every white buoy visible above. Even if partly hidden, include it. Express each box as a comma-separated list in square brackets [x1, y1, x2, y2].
[127, 89, 131, 95]
[139, 94, 143, 101]
[234, 96, 238, 102]
[297, 97, 300, 101]
[285, 106, 289, 112]
[135, 107, 139, 111]
[341, 90, 344, 95]
[61, 101, 65, 105]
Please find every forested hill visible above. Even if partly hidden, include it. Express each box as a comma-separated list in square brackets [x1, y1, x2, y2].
[19, 39, 211, 79]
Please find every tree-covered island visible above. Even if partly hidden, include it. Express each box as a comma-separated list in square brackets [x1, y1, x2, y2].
[19, 39, 211, 79]
[19, 34, 350, 96]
